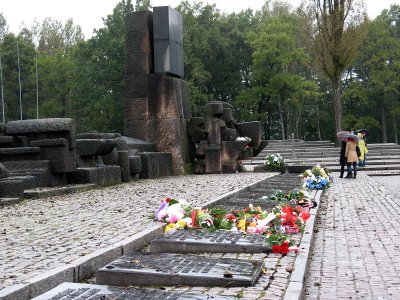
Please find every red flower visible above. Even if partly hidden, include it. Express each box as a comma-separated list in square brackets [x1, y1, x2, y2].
[272, 245, 281, 253]
[166, 198, 171, 202]
[191, 210, 197, 227]
[272, 242, 289, 254]
[280, 242, 289, 255]
[300, 211, 310, 222]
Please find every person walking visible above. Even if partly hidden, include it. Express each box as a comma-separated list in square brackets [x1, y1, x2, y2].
[357, 132, 368, 167]
[339, 141, 347, 178]
[345, 137, 358, 179]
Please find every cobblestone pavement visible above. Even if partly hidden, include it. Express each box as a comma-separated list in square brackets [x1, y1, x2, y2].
[303, 173, 400, 299]
[0, 173, 274, 294]
[372, 176, 400, 195]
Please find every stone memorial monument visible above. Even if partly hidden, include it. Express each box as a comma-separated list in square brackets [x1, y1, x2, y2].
[124, 7, 191, 175]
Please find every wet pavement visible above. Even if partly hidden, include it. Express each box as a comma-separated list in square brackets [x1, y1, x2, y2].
[303, 174, 400, 299]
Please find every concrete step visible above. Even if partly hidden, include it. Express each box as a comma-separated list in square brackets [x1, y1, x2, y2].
[324, 164, 400, 172]
[258, 151, 400, 159]
[250, 155, 400, 164]
[24, 183, 97, 199]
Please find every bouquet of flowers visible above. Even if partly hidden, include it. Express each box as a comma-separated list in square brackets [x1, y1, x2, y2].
[266, 189, 316, 208]
[154, 198, 192, 223]
[154, 197, 311, 254]
[265, 153, 285, 172]
[301, 165, 331, 190]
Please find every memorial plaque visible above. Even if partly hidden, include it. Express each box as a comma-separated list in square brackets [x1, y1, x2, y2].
[96, 253, 263, 287]
[32, 282, 235, 300]
[150, 230, 272, 253]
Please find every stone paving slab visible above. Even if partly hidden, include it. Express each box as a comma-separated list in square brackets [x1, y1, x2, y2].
[0, 173, 275, 299]
[303, 174, 400, 299]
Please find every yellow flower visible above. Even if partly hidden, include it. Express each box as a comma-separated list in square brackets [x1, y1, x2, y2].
[249, 220, 257, 227]
[238, 218, 246, 232]
[176, 219, 186, 229]
[164, 223, 175, 233]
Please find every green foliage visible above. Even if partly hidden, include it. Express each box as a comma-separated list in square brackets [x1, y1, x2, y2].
[0, 34, 36, 121]
[178, 2, 255, 115]
[236, 7, 319, 140]
[70, 0, 134, 132]
[0, 13, 7, 42]
[0, 0, 398, 144]
[351, 4, 400, 142]
[183, 163, 194, 175]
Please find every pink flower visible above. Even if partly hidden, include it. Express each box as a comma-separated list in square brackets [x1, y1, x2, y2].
[168, 215, 180, 223]
[255, 225, 267, 233]
[246, 227, 258, 234]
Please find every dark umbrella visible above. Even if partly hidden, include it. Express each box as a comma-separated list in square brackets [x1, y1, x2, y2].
[355, 129, 369, 137]
[336, 131, 361, 142]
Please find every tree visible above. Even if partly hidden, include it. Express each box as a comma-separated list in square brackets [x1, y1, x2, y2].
[0, 34, 36, 121]
[302, 0, 367, 136]
[135, 0, 151, 10]
[70, 0, 134, 132]
[236, 4, 319, 139]
[0, 13, 8, 42]
[178, 1, 256, 115]
[352, 5, 400, 142]
[19, 18, 84, 54]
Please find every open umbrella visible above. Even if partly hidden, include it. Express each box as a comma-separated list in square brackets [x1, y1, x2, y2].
[355, 129, 369, 137]
[336, 131, 361, 142]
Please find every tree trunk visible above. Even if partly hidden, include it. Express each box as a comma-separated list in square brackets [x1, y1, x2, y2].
[316, 103, 321, 141]
[278, 99, 285, 140]
[381, 104, 387, 143]
[393, 114, 398, 144]
[332, 79, 343, 144]
[295, 105, 302, 140]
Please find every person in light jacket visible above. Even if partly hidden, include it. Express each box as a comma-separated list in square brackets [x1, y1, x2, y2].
[345, 137, 358, 179]
[357, 133, 368, 167]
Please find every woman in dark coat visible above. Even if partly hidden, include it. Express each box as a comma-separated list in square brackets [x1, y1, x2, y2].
[339, 141, 347, 178]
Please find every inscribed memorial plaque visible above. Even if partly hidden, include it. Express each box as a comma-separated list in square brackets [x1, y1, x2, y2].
[150, 230, 272, 253]
[96, 253, 263, 287]
[32, 282, 235, 300]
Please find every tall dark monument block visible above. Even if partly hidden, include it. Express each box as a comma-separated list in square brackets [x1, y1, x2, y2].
[153, 6, 184, 78]
[124, 8, 191, 175]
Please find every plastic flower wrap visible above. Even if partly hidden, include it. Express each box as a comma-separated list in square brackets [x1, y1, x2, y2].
[265, 153, 285, 171]
[154, 198, 192, 223]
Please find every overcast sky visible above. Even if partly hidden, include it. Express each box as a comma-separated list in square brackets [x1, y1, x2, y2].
[1, 0, 399, 38]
